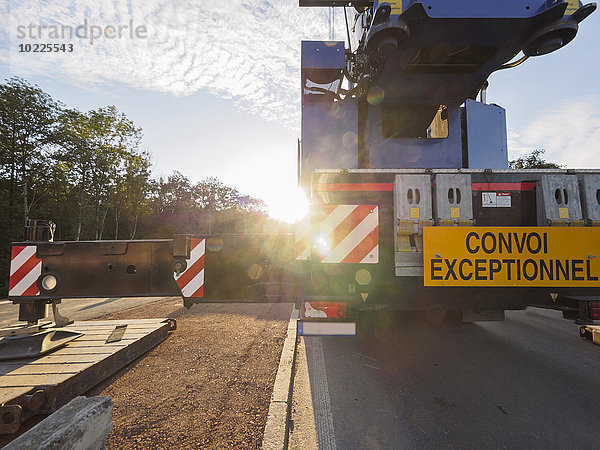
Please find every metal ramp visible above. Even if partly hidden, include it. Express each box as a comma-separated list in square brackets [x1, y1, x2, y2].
[0, 318, 175, 435]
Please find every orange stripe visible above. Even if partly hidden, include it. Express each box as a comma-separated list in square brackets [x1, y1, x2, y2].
[329, 206, 371, 250]
[295, 234, 310, 257]
[341, 227, 378, 263]
[22, 279, 40, 296]
[315, 183, 393, 192]
[472, 182, 536, 191]
[189, 285, 204, 298]
[11, 246, 27, 259]
[9, 253, 41, 291]
[176, 254, 205, 290]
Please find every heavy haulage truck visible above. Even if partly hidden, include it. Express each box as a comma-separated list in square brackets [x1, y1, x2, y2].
[6, 0, 600, 341]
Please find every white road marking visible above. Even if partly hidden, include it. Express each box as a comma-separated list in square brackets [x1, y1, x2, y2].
[351, 352, 377, 361]
[305, 336, 337, 450]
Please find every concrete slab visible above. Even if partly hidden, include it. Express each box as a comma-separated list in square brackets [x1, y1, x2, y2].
[4, 396, 112, 450]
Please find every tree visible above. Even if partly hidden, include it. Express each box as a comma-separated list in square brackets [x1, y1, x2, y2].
[509, 149, 563, 169]
[236, 194, 267, 214]
[116, 150, 152, 239]
[55, 107, 143, 240]
[0, 77, 60, 229]
[151, 171, 195, 215]
[0, 78, 61, 294]
[194, 177, 242, 211]
[0, 76, 277, 293]
[86, 107, 142, 239]
[55, 109, 97, 240]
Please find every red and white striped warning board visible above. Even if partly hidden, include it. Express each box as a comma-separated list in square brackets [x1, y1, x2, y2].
[9, 246, 42, 297]
[318, 205, 378, 264]
[174, 238, 205, 298]
[295, 215, 311, 261]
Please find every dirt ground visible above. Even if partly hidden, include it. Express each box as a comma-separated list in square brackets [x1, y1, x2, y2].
[90, 298, 292, 449]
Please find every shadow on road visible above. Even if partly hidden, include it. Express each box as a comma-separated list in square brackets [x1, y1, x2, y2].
[302, 309, 600, 449]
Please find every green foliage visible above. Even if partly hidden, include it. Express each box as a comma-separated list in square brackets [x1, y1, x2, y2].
[0, 77, 61, 229]
[509, 149, 563, 169]
[0, 77, 270, 295]
[54, 106, 144, 239]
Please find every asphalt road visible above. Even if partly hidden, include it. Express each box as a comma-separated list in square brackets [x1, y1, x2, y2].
[0, 296, 173, 328]
[290, 308, 600, 449]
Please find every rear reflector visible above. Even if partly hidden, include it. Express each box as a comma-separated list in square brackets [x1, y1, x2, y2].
[589, 302, 600, 321]
[298, 321, 356, 336]
[302, 301, 347, 319]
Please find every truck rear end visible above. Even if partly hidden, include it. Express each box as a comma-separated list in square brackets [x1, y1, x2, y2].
[296, 169, 600, 332]
[296, 0, 600, 333]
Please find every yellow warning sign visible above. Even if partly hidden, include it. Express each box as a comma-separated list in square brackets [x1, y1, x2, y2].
[410, 207, 420, 219]
[389, 1, 403, 14]
[565, 0, 579, 15]
[423, 227, 600, 287]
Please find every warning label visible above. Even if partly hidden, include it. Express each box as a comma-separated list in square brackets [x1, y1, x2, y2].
[482, 192, 511, 208]
[423, 227, 600, 287]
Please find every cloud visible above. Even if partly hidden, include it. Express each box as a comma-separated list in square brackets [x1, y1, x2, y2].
[2, 0, 348, 127]
[508, 97, 600, 168]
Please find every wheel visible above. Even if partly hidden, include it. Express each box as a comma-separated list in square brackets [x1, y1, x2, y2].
[579, 326, 591, 339]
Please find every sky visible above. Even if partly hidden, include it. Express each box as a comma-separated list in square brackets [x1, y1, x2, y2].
[1, 1, 599, 221]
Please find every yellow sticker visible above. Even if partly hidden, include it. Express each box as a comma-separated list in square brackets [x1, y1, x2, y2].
[410, 207, 420, 219]
[389, 0, 403, 14]
[559, 208, 570, 219]
[450, 207, 460, 218]
[423, 227, 600, 287]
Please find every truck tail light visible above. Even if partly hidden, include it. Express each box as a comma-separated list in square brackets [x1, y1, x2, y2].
[589, 302, 600, 321]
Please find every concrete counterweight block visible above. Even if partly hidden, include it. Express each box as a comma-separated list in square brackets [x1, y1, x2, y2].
[5, 396, 113, 450]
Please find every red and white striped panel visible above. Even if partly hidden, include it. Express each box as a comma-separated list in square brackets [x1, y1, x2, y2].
[174, 238, 205, 298]
[318, 205, 378, 264]
[9, 246, 42, 297]
[295, 215, 310, 260]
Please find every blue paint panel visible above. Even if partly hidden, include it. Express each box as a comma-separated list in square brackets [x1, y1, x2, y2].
[301, 100, 358, 189]
[465, 100, 508, 169]
[300, 0, 372, 5]
[301, 41, 345, 71]
[368, 104, 463, 169]
[400, 0, 569, 18]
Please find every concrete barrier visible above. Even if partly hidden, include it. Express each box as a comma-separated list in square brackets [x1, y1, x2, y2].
[5, 396, 113, 450]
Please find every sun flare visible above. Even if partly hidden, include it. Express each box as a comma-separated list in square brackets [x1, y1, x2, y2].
[266, 187, 309, 224]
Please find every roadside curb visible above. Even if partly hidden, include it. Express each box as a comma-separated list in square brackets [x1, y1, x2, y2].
[262, 306, 299, 450]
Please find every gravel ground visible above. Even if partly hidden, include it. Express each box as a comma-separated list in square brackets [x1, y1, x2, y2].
[91, 298, 292, 449]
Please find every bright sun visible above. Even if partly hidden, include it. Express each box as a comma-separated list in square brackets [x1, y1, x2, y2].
[266, 186, 309, 224]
